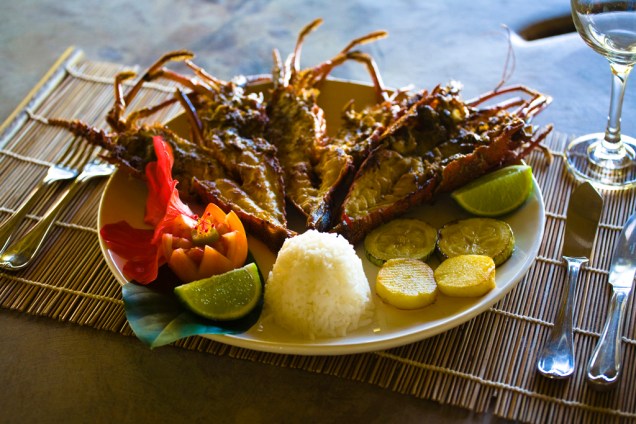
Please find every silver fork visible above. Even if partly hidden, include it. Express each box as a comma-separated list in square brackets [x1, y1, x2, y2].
[0, 138, 93, 253]
[0, 157, 116, 270]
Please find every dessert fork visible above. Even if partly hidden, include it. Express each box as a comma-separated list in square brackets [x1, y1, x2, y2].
[0, 138, 93, 252]
[0, 158, 115, 270]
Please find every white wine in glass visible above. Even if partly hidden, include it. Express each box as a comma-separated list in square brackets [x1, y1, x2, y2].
[567, 0, 636, 190]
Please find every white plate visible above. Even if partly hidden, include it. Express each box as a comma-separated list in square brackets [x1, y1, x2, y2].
[97, 80, 545, 355]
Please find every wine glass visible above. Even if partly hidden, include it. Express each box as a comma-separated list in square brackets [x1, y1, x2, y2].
[567, 0, 636, 190]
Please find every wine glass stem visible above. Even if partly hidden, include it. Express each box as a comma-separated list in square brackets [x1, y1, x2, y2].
[604, 63, 633, 151]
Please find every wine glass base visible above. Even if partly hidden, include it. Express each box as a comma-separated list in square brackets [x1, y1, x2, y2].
[565, 133, 636, 191]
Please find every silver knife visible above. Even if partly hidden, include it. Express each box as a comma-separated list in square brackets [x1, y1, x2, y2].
[537, 181, 603, 379]
[586, 210, 636, 389]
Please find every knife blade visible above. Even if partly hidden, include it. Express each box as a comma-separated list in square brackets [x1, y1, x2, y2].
[562, 182, 604, 258]
[586, 210, 636, 389]
[537, 182, 603, 379]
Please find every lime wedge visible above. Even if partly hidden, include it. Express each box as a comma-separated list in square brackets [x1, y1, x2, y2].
[174, 262, 262, 321]
[364, 218, 438, 266]
[451, 165, 533, 217]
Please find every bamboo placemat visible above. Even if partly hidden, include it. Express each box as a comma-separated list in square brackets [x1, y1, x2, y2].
[1, 48, 635, 423]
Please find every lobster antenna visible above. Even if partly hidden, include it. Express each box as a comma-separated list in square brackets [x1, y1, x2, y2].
[494, 25, 516, 92]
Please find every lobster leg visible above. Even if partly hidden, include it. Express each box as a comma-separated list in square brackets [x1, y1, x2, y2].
[107, 71, 137, 132]
[307, 30, 388, 87]
[285, 18, 324, 84]
[125, 97, 180, 127]
[339, 30, 389, 55]
[336, 51, 389, 102]
[519, 94, 552, 121]
[283, 19, 387, 90]
[184, 60, 224, 90]
[123, 50, 195, 107]
[467, 84, 542, 106]
[519, 124, 554, 162]
[109, 50, 217, 127]
[152, 68, 212, 94]
[466, 84, 552, 124]
[174, 88, 205, 146]
[107, 70, 187, 132]
[271, 49, 283, 89]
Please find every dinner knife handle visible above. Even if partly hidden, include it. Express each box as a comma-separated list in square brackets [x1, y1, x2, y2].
[586, 288, 629, 390]
[536, 256, 587, 379]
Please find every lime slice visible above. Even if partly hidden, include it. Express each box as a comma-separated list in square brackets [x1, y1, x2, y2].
[364, 219, 438, 266]
[437, 218, 514, 266]
[451, 165, 533, 217]
[174, 262, 262, 320]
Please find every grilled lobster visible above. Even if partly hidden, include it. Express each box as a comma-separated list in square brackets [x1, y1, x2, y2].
[333, 82, 552, 244]
[266, 18, 389, 231]
[46, 20, 553, 252]
[49, 51, 294, 250]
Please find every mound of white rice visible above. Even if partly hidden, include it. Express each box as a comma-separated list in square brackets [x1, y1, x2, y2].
[264, 230, 374, 339]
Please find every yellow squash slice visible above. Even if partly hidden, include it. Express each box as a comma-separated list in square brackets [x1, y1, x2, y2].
[434, 254, 496, 297]
[376, 258, 438, 309]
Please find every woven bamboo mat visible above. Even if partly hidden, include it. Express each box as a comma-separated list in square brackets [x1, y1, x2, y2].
[1, 48, 635, 423]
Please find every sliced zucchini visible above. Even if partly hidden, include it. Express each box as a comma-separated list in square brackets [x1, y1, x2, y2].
[437, 218, 514, 266]
[364, 218, 438, 266]
[434, 254, 496, 297]
[376, 258, 437, 309]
